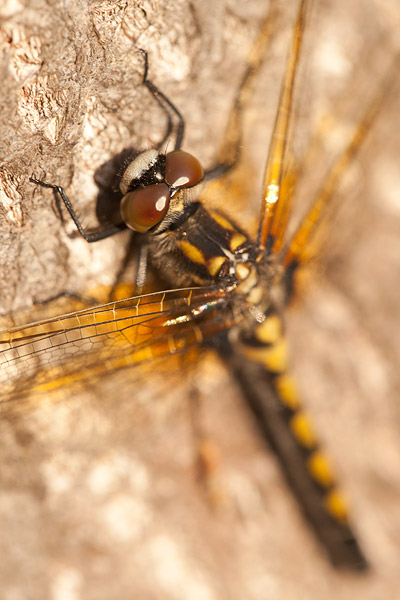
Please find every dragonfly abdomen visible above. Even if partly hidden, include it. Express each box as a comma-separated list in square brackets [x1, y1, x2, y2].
[223, 313, 368, 570]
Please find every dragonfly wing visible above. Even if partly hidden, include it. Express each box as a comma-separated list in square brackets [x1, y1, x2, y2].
[0, 286, 232, 413]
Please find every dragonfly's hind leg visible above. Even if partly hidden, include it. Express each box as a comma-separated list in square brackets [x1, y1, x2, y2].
[187, 383, 227, 507]
[203, 5, 279, 182]
[32, 290, 99, 308]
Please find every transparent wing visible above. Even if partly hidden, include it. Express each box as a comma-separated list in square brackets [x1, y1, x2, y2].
[257, 0, 307, 252]
[0, 286, 234, 412]
[282, 53, 400, 268]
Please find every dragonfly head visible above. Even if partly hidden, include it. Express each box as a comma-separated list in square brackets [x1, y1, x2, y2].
[119, 149, 204, 233]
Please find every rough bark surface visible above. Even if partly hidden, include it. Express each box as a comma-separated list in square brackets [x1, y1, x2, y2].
[1, 1, 400, 599]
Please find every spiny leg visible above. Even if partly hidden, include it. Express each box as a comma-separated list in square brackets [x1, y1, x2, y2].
[32, 290, 100, 308]
[131, 242, 149, 296]
[29, 178, 127, 242]
[204, 2, 280, 182]
[139, 48, 185, 150]
[106, 234, 146, 299]
[186, 378, 226, 507]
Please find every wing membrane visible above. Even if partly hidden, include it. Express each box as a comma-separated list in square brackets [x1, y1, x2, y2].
[257, 0, 307, 251]
[282, 54, 400, 268]
[0, 286, 232, 408]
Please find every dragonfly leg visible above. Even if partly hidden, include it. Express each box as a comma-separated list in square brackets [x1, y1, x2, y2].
[204, 6, 280, 183]
[139, 49, 185, 151]
[29, 177, 127, 242]
[186, 377, 227, 507]
[32, 290, 99, 307]
[132, 242, 149, 296]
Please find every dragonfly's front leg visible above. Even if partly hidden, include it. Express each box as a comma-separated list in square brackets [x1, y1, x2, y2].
[29, 177, 127, 242]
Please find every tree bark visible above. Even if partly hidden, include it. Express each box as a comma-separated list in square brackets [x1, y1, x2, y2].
[1, 1, 400, 599]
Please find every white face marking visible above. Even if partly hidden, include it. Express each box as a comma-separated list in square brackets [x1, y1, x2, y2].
[120, 148, 159, 194]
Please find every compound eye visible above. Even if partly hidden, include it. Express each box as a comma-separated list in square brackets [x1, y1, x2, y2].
[120, 183, 170, 233]
[165, 150, 204, 189]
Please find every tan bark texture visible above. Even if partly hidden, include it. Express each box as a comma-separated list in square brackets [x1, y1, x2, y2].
[0, 0, 400, 599]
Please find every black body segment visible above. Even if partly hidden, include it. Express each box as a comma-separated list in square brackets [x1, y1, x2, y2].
[221, 323, 368, 570]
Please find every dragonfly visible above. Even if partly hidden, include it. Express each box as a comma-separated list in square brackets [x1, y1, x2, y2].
[0, 0, 396, 575]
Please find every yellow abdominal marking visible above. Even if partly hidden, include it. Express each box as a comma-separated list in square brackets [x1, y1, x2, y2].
[207, 256, 227, 276]
[308, 450, 335, 488]
[289, 411, 317, 449]
[230, 232, 247, 251]
[242, 338, 288, 372]
[208, 211, 234, 231]
[255, 314, 282, 344]
[261, 338, 288, 372]
[178, 240, 206, 265]
[274, 374, 300, 410]
[324, 489, 349, 523]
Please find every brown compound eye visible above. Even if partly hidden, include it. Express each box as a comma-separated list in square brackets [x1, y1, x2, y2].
[120, 183, 170, 233]
[165, 150, 204, 189]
